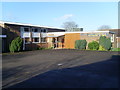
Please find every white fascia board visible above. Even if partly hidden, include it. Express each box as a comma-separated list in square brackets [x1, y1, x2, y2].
[47, 31, 110, 34]
[1, 21, 65, 30]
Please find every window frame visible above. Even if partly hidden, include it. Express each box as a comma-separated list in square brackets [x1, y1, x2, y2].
[111, 34, 114, 42]
[32, 28, 39, 32]
[23, 27, 30, 32]
[32, 37, 40, 43]
[41, 37, 46, 43]
[24, 37, 31, 44]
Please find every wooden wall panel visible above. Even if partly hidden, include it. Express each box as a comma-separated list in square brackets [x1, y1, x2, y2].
[64, 33, 80, 49]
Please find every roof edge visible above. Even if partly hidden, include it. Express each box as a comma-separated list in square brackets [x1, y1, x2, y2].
[0, 21, 65, 30]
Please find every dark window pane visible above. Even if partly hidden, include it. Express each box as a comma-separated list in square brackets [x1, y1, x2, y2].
[41, 38, 46, 42]
[34, 29, 38, 32]
[34, 38, 39, 42]
[24, 28, 29, 32]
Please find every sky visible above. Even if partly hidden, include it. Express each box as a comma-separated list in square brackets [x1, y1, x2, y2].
[1, 2, 118, 31]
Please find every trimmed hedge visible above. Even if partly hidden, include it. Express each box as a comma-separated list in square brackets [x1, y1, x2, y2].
[9, 37, 23, 53]
[75, 40, 87, 50]
[88, 41, 99, 50]
[99, 36, 112, 50]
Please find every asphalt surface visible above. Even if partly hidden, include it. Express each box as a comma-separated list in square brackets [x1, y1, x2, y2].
[2, 49, 119, 88]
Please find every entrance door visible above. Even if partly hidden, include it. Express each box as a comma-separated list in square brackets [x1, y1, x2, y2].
[52, 38, 58, 48]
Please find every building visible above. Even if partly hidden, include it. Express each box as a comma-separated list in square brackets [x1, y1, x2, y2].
[47, 30, 117, 49]
[0, 21, 120, 52]
[0, 21, 65, 52]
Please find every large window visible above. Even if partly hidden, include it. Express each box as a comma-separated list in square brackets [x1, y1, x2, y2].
[33, 38, 39, 43]
[41, 37, 46, 43]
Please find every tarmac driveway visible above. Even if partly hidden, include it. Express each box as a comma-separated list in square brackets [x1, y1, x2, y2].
[2, 49, 119, 88]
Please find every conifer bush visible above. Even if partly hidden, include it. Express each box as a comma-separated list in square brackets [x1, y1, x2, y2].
[99, 36, 111, 51]
[9, 37, 23, 53]
[75, 40, 87, 50]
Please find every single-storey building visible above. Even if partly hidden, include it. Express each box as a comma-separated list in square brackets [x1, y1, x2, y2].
[47, 30, 119, 49]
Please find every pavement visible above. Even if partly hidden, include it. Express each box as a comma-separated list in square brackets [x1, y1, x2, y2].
[2, 49, 119, 88]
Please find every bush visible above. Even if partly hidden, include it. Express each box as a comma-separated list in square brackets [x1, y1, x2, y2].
[9, 37, 23, 53]
[37, 47, 53, 50]
[75, 40, 87, 50]
[88, 41, 99, 50]
[99, 36, 112, 50]
[98, 45, 106, 51]
[37, 47, 45, 50]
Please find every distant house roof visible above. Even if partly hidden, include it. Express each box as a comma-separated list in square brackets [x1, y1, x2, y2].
[0, 21, 65, 30]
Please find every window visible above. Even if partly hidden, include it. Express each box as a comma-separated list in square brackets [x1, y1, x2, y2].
[111, 34, 114, 42]
[41, 29, 47, 33]
[34, 38, 39, 42]
[33, 38, 39, 43]
[80, 33, 87, 36]
[24, 27, 30, 32]
[105, 33, 109, 36]
[87, 33, 100, 36]
[32, 28, 39, 32]
[25, 38, 30, 44]
[41, 38, 46, 43]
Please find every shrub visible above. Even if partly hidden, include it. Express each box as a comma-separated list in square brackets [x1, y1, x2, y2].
[37, 47, 46, 50]
[99, 36, 112, 50]
[98, 45, 106, 51]
[88, 41, 99, 50]
[9, 37, 23, 53]
[37, 47, 54, 50]
[75, 40, 87, 50]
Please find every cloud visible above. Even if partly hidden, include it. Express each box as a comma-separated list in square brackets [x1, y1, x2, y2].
[54, 14, 74, 21]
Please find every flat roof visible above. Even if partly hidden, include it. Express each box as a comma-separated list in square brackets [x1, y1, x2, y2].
[48, 31, 112, 34]
[0, 21, 65, 30]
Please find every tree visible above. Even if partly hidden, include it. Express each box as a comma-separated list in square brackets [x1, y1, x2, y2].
[62, 21, 79, 32]
[75, 40, 87, 50]
[9, 37, 23, 53]
[98, 25, 111, 30]
[99, 36, 112, 50]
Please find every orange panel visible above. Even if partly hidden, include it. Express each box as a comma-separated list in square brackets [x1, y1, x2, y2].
[64, 33, 80, 48]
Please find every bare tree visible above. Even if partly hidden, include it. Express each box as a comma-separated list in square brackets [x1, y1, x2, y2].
[62, 21, 79, 32]
[98, 25, 111, 30]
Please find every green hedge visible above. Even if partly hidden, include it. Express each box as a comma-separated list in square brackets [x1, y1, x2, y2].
[75, 40, 87, 50]
[88, 41, 99, 50]
[111, 48, 120, 51]
[9, 37, 23, 53]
